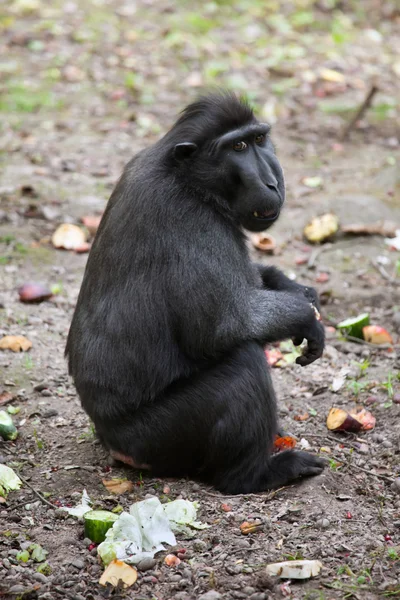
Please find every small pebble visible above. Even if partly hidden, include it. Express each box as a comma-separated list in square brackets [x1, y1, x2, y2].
[391, 479, 400, 494]
[9, 586, 26, 594]
[250, 594, 267, 600]
[382, 440, 392, 448]
[33, 572, 48, 584]
[198, 592, 222, 600]
[34, 382, 49, 392]
[42, 409, 58, 418]
[41, 390, 52, 397]
[316, 518, 330, 529]
[71, 558, 85, 570]
[137, 558, 157, 572]
[193, 539, 207, 552]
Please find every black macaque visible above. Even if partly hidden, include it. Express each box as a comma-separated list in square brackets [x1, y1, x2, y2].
[66, 92, 325, 494]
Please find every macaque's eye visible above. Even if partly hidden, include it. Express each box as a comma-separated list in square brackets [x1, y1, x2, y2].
[233, 140, 248, 152]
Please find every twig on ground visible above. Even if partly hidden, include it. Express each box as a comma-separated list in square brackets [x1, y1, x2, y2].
[202, 487, 287, 500]
[307, 243, 332, 269]
[339, 83, 379, 141]
[371, 260, 397, 283]
[16, 473, 58, 509]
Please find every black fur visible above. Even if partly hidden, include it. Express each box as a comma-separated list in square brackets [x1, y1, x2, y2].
[66, 92, 325, 494]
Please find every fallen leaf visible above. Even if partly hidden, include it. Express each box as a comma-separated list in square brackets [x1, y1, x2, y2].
[304, 213, 339, 243]
[164, 554, 181, 566]
[102, 479, 134, 495]
[341, 222, 397, 237]
[0, 336, 32, 352]
[250, 233, 276, 253]
[18, 283, 53, 303]
[319, 68, 345, 83]
[52, 224, 87, 250]
[362, 326, 393, 345]
[99, 559, 137, 587]
[0, 391, 15, 406]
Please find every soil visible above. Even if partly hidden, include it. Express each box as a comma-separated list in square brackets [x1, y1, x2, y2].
[0, 1, 400, 599]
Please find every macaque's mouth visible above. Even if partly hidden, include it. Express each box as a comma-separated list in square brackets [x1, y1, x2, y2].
[251, 209, 279, 221]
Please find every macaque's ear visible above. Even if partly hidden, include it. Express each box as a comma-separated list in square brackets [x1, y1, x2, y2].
[173, 142, 198, 161]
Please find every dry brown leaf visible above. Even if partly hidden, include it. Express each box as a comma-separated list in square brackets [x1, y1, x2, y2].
[102, 478, 134, 494]
[0, 391, 15, 406]
[341, 222, 397, 237]
[52, 224, 87, 250]
[0, 336, 32, 352]
[99, 559, 137, 587]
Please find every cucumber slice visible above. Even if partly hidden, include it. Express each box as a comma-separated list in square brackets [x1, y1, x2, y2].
[337, 313, 370, 339]
[84, 510, 119, 543]
[0, 410, 18, 441]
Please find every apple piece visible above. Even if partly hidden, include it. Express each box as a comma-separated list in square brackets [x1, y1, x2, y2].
[362, 325, 393, 345]
[18, 283, 53, 303]
[99, 559, 137, 587]
[52, 224, 87, 250]
[337, 313, 370, 339]
[265, 348, 284, 366]
[349, 408, 376, 431]
[303, 213, 339, 243]
[326, 407, 363, 432]
[266, 559, 323, 579]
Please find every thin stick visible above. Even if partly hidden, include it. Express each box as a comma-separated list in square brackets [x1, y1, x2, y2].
[339, 84, 379, 141]
[16, 473, 58, 509]
[371, 260, 397, 284]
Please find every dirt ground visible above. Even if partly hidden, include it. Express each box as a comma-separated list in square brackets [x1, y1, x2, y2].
[1, 1, 400, 599]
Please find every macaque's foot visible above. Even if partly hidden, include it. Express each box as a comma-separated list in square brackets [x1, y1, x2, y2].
[110, 450, 151, 470]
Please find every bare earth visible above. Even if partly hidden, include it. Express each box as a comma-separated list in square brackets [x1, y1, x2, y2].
[0, 1, 400, 599]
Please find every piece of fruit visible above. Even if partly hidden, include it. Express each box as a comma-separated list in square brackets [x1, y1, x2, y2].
[0, 335, 32, 352]
[266, 559, 323, 579]
[0, 410, 18, 441]
[362, 326, 393, 345]
[164, 554, 181, 566]
[102, 478, 134, 494]
[84, 510, 119, 543]
[99, 559, 137, 587]
[18, 283, 53, 303]
[337, 313, 370, 339]
[52, 224, 87, 250]
[265, 348, 284, 366]
[240, 520, 263, 534]
[303, 213, 339, 243]
[274, 435, 297, 451]
[326, 407, 375, 432]
[250, 233, 276, 253]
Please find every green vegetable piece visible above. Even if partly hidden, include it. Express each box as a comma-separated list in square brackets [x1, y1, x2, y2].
[0, 410, 18, 441]
[84, 510, 119, 543]
[29, 543, 48, 562]
[37, 562, 52, 575]
[337, 313, 370, 339]
[16, 550, 30, 562]
[7, 406, 20, 415]
[0, 464, 22, 498]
